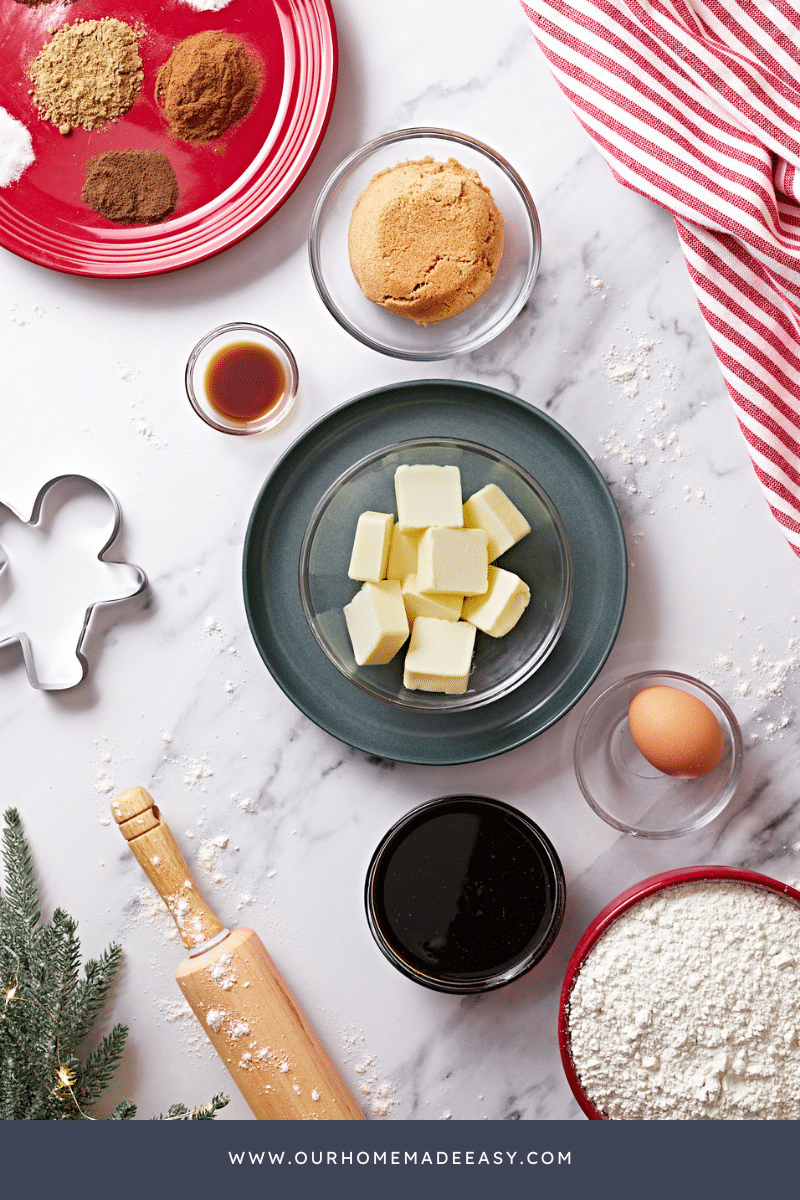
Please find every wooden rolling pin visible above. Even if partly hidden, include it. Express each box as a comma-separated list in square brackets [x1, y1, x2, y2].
[112, 786, 364, 1121]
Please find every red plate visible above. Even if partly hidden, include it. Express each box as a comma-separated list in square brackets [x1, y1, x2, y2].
[0, 0, 336, 277]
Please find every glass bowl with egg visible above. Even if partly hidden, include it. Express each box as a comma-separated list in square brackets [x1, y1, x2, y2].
[308, 128, 541, 360]
[573, 670, 743, 838]
[298, 437, 573, 712]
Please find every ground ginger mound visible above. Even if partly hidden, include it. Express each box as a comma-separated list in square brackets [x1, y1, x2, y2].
[156, 31, 261, 143]
[29, 19, 143, 133]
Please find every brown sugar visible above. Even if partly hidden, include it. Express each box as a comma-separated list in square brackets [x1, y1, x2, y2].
[81, 150, 179, 224]
[347, 157, 504, 326]
[156, 31, 261, 143]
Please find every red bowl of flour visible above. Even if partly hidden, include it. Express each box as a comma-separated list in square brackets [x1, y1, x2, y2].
[558, 865, 800, 1120]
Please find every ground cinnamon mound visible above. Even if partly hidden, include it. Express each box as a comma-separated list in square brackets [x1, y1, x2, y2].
[155, 31, 261, 143]
[81, 150, 179, 224]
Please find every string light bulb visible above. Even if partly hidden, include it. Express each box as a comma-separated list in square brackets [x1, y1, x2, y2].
[53, 1064, 77, 1094]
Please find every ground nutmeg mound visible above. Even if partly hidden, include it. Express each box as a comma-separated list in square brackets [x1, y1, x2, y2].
[29, 18, 143, 134]
[81, 149, 180, 224]
[155, 31, 261, 143]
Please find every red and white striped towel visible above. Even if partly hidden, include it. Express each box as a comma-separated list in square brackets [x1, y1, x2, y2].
[520, 0, 800, 556]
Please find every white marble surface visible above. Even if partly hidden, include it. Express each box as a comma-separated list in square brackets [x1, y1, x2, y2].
[2, 0, 799, 1123]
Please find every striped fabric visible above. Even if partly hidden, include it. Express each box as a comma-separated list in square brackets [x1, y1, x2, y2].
[520, 0, 800, 556]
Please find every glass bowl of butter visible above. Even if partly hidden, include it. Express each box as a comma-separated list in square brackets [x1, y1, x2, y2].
[299, 437, 573, 712]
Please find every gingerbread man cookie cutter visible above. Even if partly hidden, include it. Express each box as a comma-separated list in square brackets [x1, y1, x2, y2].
[0, 474, 147, 690]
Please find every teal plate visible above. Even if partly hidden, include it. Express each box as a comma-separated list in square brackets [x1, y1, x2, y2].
[243, 380, 627, 765]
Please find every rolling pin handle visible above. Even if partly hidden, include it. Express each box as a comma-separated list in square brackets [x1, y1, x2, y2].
[111, 786, 224, 951]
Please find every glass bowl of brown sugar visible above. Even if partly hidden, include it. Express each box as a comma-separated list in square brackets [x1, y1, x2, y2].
[185, 322, 298, 435]
[309, 128, 541, 360]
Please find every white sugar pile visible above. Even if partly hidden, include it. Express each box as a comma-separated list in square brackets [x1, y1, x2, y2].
[0, 108, 34, 188]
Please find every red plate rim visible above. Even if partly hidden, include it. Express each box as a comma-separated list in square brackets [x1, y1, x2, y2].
[0, 0, 337, 278]
[557, 865, 800, 1120]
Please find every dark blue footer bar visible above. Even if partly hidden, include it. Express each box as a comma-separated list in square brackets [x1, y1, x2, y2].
[0, 1118, 791, 1200]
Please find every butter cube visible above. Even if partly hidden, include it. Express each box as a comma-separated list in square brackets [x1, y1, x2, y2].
[348, 511, 394, 582]
[394, 464, 463, 531]
[463, 484, 531, 562]
[401, 573, 463, 624]
[462, 566, 531, 637]
[403, 617, 476, 694]
[343, 581, 409, 665]
[416, 527, 489, 596]
[385, 525, 422, 582]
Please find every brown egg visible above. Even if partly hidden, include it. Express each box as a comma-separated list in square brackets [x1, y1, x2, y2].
[627, 686, 724, 778]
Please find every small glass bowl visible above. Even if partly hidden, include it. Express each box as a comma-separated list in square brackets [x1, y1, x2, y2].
[309, 128, 541, 360]
[574, 670, 743, 839]
[558, 867, 800, 1118]
[298, 437, 573, 713]
[185, 322, 298, 435]
[366, 796, 566, 994]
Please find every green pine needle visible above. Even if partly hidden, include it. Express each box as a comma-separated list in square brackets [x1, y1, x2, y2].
[0, 808, 229, 1121]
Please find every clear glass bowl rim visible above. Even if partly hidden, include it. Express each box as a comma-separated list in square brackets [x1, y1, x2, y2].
[297, 435, 574, 713]
[308, 126, 542, 361]
[573, 669, 744, 839]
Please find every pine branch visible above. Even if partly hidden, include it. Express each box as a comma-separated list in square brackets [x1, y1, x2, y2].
[1, 808, 40, 928]
[67, 943, 123, 1048]
[1, 808, 228, 1122]
[48, 909, 82, 1052]
[72, 1024, 129, 1110]
[151, 1092, 230, 1121]
[108, 1099, 137, 1120]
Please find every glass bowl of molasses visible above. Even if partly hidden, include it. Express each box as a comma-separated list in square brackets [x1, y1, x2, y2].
[365, 795, 566, 993]
[185, 322, 298, 435]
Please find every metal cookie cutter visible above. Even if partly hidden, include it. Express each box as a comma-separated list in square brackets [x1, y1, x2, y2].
[0, 474, 147, 690]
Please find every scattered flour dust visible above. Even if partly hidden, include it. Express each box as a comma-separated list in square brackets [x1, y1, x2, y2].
[127, 390, 166, 449]
[183, 755, 214, 788]
[591, 332, 709, 515]
[198, 833, 230, 883]
[156, 998, 214, 1059]
[131, 885, 180, 943]
[567, 880, 800, 1119]
[702, 629, 797, 740]
[94, 770, 115, 796]
[341, 1027, 398, 1118]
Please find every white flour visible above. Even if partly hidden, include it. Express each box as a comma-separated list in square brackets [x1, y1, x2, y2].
[568, 881, 800, 1119]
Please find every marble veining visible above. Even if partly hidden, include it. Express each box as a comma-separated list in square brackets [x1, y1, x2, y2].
[1, 0, 799, 1123]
